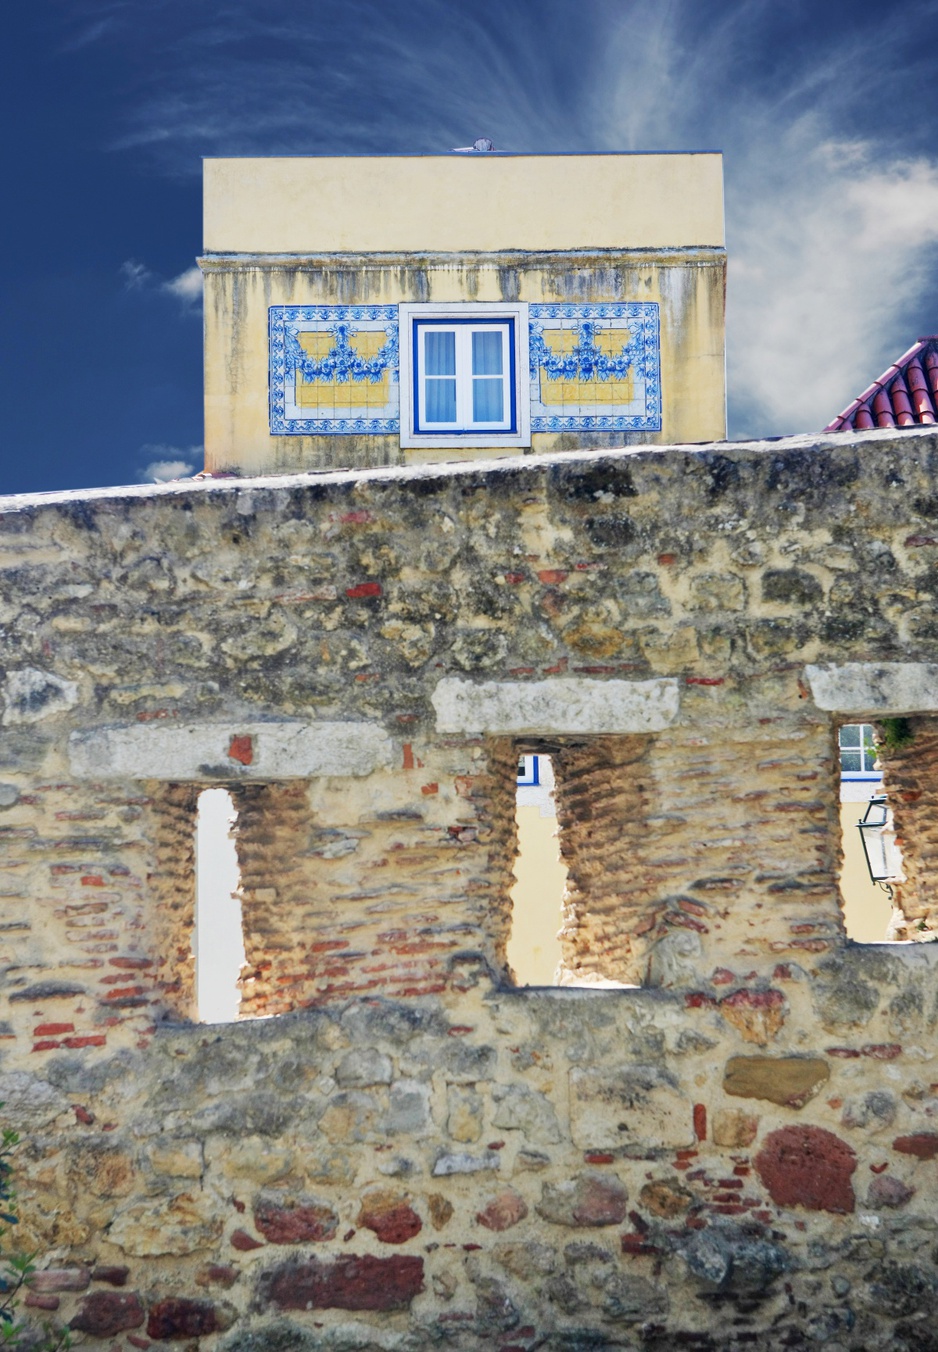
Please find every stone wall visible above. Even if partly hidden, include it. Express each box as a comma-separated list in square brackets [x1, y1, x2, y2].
[4, 427, 938, 1349]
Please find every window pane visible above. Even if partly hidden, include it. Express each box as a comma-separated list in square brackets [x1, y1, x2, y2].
[840, 751, 862, 773]
[425, 378, 457, 422]
[425, 330, 456, 375]
[473, 377, 504, 422]
[839, 725, 861, 748]
[472, 329, 503, 375]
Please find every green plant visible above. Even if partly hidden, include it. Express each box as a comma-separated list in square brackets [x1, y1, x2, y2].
[878, 717, 915, 753]
[0, 1111, 68, 1351]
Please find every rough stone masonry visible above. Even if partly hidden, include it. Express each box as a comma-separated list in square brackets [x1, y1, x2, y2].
[5, 426, 938, 1350]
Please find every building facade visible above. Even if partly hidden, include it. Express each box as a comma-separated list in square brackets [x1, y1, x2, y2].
[200, 153, 726, 476]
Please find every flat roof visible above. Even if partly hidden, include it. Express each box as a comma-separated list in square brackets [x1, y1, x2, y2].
[203, 153, 725, 254]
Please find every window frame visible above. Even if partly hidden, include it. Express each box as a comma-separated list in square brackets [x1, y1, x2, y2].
[398, 302, 530, 449]
[839, 722, 881, 783]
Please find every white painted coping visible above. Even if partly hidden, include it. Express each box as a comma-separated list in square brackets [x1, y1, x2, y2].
[805, 663, 938, 714]
[68, 721, 394, 781]
[432, 676, 680, 735]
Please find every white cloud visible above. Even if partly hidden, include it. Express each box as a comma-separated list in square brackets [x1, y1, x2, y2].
[162, 266, 202, 308]
[139, 446, 201, 482]
[120, 261, 201, 313]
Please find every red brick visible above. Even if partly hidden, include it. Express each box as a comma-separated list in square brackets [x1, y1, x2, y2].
[359, 1197, 422, 1244]
[91, 1266, 129, 1286]
[70, 1291, 144, 1337]
[893, 1133, 938, 1160]
[25, 1293, 60, 1311]
[262, 1255, 424, 1312]
[227, 734, 253, 765]
[62, 1035, 107, 1049]
[147, 1298, 218, 1340]
[693, 1104, 707, 1141]
[35, 1023, 73, 1036]
[345, 582, 382, 599]
[755, 1126, 856, 1214]
[231, 1229, 265, 1251]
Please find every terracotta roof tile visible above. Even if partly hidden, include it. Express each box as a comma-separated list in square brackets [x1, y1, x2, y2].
[826, 337, 938, 430]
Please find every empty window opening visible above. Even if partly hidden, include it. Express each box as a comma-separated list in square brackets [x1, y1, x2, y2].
[195, 788, 246, 1022]
[838, 723, 900, 942]
[507, 754, 566, 985]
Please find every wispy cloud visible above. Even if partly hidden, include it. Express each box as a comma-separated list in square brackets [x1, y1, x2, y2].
[76, 0, 938, 437]
[139, 445, 200, 482]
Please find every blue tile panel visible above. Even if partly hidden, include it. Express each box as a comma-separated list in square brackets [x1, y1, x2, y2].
[269, 302, 661, 436]
[528, 303, 661, 433]
[269, 306, 400, 434]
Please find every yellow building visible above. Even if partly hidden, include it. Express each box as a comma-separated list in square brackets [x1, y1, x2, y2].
[200, 152, 726, 475]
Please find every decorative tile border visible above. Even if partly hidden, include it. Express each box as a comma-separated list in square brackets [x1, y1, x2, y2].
[528, 302, 661, 433]
[269, 306, 400, 434]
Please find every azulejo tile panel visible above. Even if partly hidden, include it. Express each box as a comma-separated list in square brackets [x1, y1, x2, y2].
[270, 306, 400, 434]
[528, 303, 661, 433]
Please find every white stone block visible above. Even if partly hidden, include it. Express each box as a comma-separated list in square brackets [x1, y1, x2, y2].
[804, 662, 938, 714]
[431, 676, 680, 735]
[68, 720, 394, 781]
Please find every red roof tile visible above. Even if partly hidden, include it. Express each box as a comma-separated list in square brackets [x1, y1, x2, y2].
[825, 337, 938, 430]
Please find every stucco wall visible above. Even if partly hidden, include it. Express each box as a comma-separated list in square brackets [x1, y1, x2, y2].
[201, 154, 726, 476]
[4, 428, 938, 1349]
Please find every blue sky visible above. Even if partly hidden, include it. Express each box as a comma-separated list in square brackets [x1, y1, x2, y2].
[4, 0, 938, 492]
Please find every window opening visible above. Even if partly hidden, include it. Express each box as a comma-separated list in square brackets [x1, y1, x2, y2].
[837, 723, 899, 942]
[507, 754, 566, 985]
[194, 788, 245, 1022]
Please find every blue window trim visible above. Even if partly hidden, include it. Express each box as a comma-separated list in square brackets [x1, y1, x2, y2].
[411, 317, 518, 436]
[517, 754, 541, 787]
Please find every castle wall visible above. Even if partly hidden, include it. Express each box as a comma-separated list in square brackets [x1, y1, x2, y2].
[4, 428, 938, 1349]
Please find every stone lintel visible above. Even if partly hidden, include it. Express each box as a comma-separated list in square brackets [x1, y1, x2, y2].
[805, 662, 938, 714]
[68, 721, 393, 781]
[431, 676, 680, 735]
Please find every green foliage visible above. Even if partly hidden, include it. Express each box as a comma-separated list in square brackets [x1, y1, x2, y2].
[879, 717, 915, 753]
[0, 1110, 69, 1352]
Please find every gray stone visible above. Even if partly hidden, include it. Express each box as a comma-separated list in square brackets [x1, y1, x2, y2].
[491, 1084, 562, 1143]
[384, 1080, 430, 1135]
[334, 1049, 393, 1088]
[601, 1272, 668, 1323]
[220, 1320, 323, 1352]
[493, 1242, 557, 1280]
[841, 1090, 897, 1130]
[472, 1276, 519, 1334]
[432, 1151, 500, 1177]
[861, 1262, 938, 1319]
[3, 667, 78, 724]
[0, 1070, 67, 1127]
[0, 783, 19, 807]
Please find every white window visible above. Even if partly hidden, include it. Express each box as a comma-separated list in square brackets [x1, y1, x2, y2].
[839, 723, 880, 781]
[399, 303, 530, 448]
